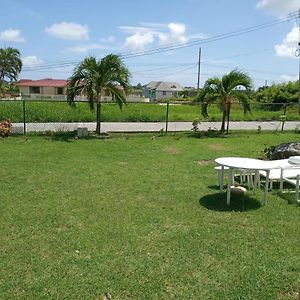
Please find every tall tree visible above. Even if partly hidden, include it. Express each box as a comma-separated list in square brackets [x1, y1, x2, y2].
[198, 69, 252, 133]
[67, 54, 130, 135]
[0, 47, 22, 91]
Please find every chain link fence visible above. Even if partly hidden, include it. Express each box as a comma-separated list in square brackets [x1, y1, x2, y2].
[0, 99, 299, 134]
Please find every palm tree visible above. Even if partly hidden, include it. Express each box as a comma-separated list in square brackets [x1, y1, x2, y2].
[67, 54, 130, 135]
[0, 47, 22, 91]
[198, 69, 252, 133]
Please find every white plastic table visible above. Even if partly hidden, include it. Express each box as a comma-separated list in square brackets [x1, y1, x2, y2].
[215, 157, 281, 205]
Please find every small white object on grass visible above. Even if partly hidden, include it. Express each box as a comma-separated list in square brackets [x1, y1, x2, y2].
[230, 186, 247, 195]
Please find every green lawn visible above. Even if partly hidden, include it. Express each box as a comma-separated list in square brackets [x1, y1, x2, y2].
[1, 132, 299, 299]
[1, 100, 300, 123]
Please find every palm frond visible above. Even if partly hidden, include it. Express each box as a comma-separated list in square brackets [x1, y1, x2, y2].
[67, 53, 130, 113]
[0, 47, 22, 86]
[234, 91, 251, 114]
[106, 83, 127, 109]
[223, 69, 252, 93]
[201, 102, 209, 117]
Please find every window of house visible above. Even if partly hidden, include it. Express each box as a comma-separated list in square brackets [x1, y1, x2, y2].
[57, 87, 64, 95]
[29, 86, 40, 94]
[162, 91, 167, 96]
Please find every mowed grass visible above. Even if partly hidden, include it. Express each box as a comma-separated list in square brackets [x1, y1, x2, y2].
[0, 132, 299, 299]
[1, 100, 300, 123]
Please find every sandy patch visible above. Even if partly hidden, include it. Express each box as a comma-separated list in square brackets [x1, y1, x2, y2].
[208, 144, 227, 150]
[196, 160, 212, 166]
[163, 146, 181, 154]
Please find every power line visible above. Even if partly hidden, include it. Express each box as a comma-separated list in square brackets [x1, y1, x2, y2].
[120, 12, 296, 59]
[21, 11, 297, 72]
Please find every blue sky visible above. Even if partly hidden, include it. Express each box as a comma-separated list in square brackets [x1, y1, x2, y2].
[1, 0, 299, 88]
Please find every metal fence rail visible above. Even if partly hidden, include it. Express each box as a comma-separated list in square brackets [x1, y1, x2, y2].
[0, 99, 299, 134]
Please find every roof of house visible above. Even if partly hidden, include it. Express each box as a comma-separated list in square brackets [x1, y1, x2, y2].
[18, 79, 68, 88]
[145, 81, 183, 91]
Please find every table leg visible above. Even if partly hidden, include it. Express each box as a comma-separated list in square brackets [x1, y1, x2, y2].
[220, 166, 224, 192]
[253, 170, 259, 195]
[227, 168, 233, 205]
[263, 170, 270, 205]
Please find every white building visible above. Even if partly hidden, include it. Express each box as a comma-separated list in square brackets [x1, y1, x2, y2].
[143, 81, 183, 101]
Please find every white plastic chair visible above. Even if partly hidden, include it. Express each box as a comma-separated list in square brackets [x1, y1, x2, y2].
[279, 166, 300, 202]
[215, 166, 255, 191]
[259, 159, 292, 190]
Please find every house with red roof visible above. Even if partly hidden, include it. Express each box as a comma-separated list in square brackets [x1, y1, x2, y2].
[18, 78, 147, 102]
[18, 78, 68, 100]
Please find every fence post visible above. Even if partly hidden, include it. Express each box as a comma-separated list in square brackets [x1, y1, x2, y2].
[165, 101, 169, 134]
[22, 99, 26, 135]
[281, 104, 287, 132]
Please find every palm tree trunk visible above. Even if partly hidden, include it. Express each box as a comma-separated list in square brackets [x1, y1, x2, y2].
[96, 101, 102, 135]
[221, 110, 226, 132]
[226, 101, 231, 134]
[0, 72, 4, 91]
[226, 110, 230, 134]
[225, 96, 231, 134]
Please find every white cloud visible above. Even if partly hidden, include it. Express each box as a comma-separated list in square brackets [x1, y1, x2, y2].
[124, 32, 154, 52]
[280, 74, 298, 81]
[0, 29, 25, 42]
[22, 56, 43, 67]
[45, 22, 89, 40]
[120, 22, 189, 51]
[158, 23, 187, 45]
[256, 0, 299, 15]
[67, 43, 109, 53]
[139, 22, 166, 29]
[275, 26, 298, 58]
[119, 26, 153, 34]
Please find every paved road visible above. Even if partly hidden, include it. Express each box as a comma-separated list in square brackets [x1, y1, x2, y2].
[11, 121, 300, 133]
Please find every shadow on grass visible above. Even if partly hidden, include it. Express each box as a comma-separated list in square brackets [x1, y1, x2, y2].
[39, 132, 111, 142]
[275, 191, 300, 205]
[207, 185, 221, 191]
[188, 131, 228, 139]
[199, 192, 262, 212]
[44, 131, 77, 142]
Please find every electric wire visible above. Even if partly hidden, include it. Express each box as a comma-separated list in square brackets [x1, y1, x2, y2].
[21, 10, 298, 71]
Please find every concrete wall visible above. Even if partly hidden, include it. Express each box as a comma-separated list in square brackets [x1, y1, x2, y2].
[143, 88, 180, 101]
[20, 86, 66, 100]
[20, 89, 148, 102]
[20, 86, 30, 94]
[155, 91, 174, 99]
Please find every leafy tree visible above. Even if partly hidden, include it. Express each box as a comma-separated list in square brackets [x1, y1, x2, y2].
[67, 54, 130, 135]
[0, 47, 22, 91]
[0, 82, 20, 98]
[179, 89, 190, 98]
[197, 69, 252, 133]
[136, 83, 142, 89]
[256, 81, 298, 110]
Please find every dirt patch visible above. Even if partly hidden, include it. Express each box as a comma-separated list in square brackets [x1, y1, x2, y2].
[163, 146, 181, 154]
[196, 160, 212, 166]
[208, 144, 227, 150]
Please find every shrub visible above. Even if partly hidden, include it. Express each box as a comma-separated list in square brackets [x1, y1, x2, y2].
[0, 119, 12, 137]
[262, 144, 276, 160]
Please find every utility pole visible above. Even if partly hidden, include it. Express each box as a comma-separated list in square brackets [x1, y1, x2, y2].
[197, 47, 202, 90]
[297, 9, 300, 114]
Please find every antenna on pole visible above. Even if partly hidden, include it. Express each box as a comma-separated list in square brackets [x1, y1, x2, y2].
[197, 47, 202, 90]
